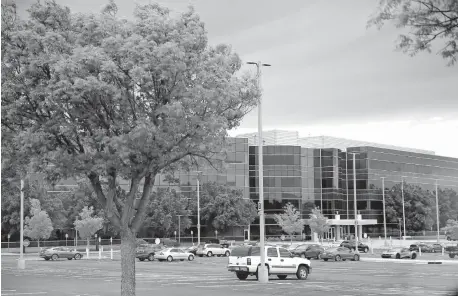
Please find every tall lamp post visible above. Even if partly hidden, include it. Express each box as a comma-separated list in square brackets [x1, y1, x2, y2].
[177, 215, 184, 244]
[381, 177, 387, 246]
[195, 171, 202, 246]
[435, 180, 440, 243]
[349, 152, 360, 254]
[18, 179, 25, 269]
[247, 60, 271, 283]
[401, 177, 407, 240]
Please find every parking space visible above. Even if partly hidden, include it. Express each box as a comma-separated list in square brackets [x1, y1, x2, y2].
[2, 255, 458, 296]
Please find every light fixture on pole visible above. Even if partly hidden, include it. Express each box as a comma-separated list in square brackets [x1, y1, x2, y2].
[381, 177, 387, 246]
[435, 180, 440, 243]
[348, 152, 360, 254]
[247, 60, 271, 283]
[401, 176, 407, 240]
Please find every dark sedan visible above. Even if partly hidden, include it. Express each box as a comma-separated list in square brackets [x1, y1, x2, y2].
[291, 244, 325, 259]
[136, 244, 165, 261]
[340, 241, 369, 253]
[409, 243, 434, 253]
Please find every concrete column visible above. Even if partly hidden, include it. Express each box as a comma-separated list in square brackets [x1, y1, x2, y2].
[336, 225, 341, 240]
[312, 232, 318, 242]
[358, 225, 363, 240]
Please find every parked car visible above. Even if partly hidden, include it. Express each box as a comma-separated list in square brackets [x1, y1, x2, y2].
[136, 244, 165, 261]
[206, 238, 220, 244]
[446, 232, 458, 241]
[220, 241, 243, 250]
[291, 244, 325, 260]
[196, 244, 231, 257]
[227, 245, 311, 281]
[321, 247, 360, 262]
[431, 243, 444, 253]
[156, 248, 195, 262]
[381, 247, 417, 259]
[340, 241, 370, 253]
[39, 247, 83, 261]
[409, 243, 433, 253]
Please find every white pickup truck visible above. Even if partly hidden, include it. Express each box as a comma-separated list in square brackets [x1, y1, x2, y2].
[227, 245, 311, 280]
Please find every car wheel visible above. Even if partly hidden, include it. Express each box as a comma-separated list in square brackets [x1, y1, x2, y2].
[353, 254, 360, 261]
[139, 258, 145, 262]
[236, 272, 249, 280]
[323, 258, 329, 261]
[277, 275, 287, 280]
[167, 256, 173, 262]
[364, 248, 369, 253]
[74, 254, 81, 260]
[316, 253, 322, 260]
[296, 265, 308, 280]
[300, 253, 306, 259]
[67, 258, 73, 260]
[335, 255, 342, 262]
[44, 257, 50, 261]
[51, 254, 59, 261]
[431, 249, 435, 253]
[395, 254, 401, 259]
[148, 254, 154, 261]
[449, 254, 455, 258]
[188, 255, 194, 261]
[411, 253, 417, 260]
[225, 251, 230, 257]
[207, 251, 213, 257]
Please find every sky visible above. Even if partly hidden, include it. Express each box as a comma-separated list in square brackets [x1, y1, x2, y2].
[11, 0, 458, 157]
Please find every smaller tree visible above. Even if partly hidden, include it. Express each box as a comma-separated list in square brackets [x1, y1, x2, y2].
[23, 199, 53, 248]
[307, 207, 330, 244]
[274, 203, 304, 244]
[442, 219, 458, 239]
[74, 206, 104, 247]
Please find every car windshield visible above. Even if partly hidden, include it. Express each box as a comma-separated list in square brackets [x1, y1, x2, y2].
[326, 248, 339, 252]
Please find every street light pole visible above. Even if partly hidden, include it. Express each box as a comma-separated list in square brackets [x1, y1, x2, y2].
[349, 152, 359, 254]
[381, 177, 387, 246]
[401, 177, 406, 240]
[435, 180, 440, 243]
[177, 215, 183, 245]
[195, 171, 202, 246]
[247, 60, 271, 283]
[18, 179, 25, 269]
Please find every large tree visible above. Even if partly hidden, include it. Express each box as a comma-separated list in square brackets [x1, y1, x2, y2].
[307, 207, 330, 244]
[368, 0, 458, 66]
[144, 188, 192, 238]
[74, 206, 104, 246]
[196, 182, 257, 233]
[1, 1, 258, 295]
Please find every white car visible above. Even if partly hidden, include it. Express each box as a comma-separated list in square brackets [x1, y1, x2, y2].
[196, 244, 231, 257]
[155, 248, 195, 262]
[381, 247, 417, 259]
[227, 245, 311, 280]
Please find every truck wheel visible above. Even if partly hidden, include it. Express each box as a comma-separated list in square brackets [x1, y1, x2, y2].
[277, 275, 287, 280]
[236, 272, 248, 280]
[296, 265, 308, 280]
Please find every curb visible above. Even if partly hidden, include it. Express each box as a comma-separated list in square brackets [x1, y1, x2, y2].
[360, 257, 458, 265]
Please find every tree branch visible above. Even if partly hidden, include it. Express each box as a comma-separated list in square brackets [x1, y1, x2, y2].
[88, 172, 121, 228]
[131, 172, 156, 232]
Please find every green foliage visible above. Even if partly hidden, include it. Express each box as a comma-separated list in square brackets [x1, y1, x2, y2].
[1, 0, 259, 236]
[74, 206, 104, 240]
[307, 207, 330, 239]
[442, 219, 458, 238]
[274, 203, 304, 238]
[368, 0, 458, 66]
[144, 188, 191, 237]
[195, 182, 257, 232]
[23, 199, 53, 242]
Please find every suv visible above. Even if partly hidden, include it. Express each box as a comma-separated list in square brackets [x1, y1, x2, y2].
[340, 241, 369, 253]
[409, 243, 433, 253]
[227, 246, 311, 281]
[136, 244, 165, 261]
[196, 244, 231, 257]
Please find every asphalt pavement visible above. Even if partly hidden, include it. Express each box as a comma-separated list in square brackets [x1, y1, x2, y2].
[2, 255, 458, 296]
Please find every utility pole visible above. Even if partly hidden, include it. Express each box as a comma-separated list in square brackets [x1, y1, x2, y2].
[195, 171, 202, 246]
[435, 180, 440, 243]
[18, 179, 25, 269]
[401, 177, 406, 240]
[381, 177, 387, 246]
[349, 152, 359, 254]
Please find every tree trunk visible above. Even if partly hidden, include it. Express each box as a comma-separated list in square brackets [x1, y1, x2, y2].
[120, 227, 136, 296]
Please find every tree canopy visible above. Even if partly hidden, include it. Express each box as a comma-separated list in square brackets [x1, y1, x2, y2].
[1, 1, 258, 294]
[24, 199, 53, 247]
[368, 0, 458, 66]
[74, 206, 104, 245]
[307, 207, 330, 242]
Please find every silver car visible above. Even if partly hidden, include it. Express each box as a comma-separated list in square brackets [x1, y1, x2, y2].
[381, 247, 417, 259]
[39, 247, 83, 261]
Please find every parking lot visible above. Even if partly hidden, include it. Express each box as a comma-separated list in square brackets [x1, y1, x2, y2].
[2, 255, 458, 296]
